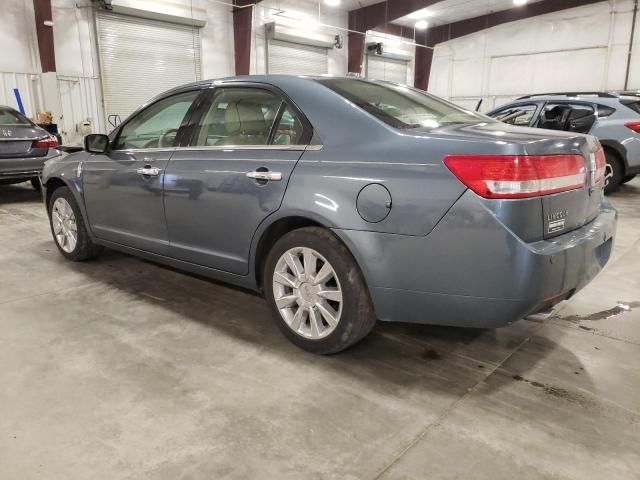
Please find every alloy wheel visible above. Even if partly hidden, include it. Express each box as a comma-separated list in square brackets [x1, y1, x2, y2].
[272, 247, 343, 339]
[51, 197, 78, 253]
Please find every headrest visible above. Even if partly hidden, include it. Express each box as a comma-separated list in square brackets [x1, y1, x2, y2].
[224, 101, 267, 135]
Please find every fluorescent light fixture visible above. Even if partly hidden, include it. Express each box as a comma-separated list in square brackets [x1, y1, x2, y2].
[513, 0, 528, 5]
[324, 0, 341, 6]
[408, 8, 432, 20]
[414, 20, 429, 30]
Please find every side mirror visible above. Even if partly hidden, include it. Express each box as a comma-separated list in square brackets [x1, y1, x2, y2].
[84, 134, 109, 154]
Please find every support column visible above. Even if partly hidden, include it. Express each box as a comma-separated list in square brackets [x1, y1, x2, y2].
[33, 0, 56, 73]
[233, 1, 254, 75]
[414, 45, 434, 91]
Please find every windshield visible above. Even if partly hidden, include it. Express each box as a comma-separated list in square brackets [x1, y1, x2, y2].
[0, 107, 33, 126]
[316, 78, 491, 129]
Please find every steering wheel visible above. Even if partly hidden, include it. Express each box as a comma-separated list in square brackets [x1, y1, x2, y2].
[158, 128, 179, 148]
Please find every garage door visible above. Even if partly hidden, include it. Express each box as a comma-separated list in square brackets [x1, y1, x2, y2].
[96, 11, 202, 130]
[367, 56, 409, 85]
[268, 40, 328, 75]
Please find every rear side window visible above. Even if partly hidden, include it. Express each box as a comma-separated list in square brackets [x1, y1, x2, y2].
[317, 78, 490, 129]
[597, 104, 616, 118]
[620, 98, 640, 114]
[490, 104, 537, 126]
[0, 107, 33, 126]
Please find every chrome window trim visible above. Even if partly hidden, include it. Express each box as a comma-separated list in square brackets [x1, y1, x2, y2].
[109, 145, 323, 154]
[175, 144, 323, 152]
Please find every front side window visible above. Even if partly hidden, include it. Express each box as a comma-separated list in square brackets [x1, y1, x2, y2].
[193, 88, 283, 146]
[316, 78, 490, 129]
[0, 107, 33, 126]
[490, 104, 537, 126]
[113, 90, 200, 150]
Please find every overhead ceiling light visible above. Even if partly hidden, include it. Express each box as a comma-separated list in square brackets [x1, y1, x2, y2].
[414, 20, 429, 30]
[408, 8, 432, 20]
[513, 0, 528, 6]
[324, 0, 341, 6]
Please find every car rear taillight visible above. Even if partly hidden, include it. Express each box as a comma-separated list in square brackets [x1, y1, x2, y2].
[625, 121, 640, 134]
[32, 134, 60, 150]
[592, 148, 607, 186]
[444, 154, 587, 199]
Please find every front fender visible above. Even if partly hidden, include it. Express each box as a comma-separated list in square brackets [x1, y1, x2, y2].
[42, 151, 93, 237]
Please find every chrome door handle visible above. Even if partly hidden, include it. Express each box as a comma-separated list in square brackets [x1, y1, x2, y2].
[246, 171, 282, 181]
[136, 166, 160, 177]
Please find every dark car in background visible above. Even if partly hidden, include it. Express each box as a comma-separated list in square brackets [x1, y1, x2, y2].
[41, 76, 616, 353]
[0, 106, 60, 190]
[488, 92, 640, 193]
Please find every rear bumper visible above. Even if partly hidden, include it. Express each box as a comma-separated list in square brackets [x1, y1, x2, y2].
[334, 191, 617, 328]
[0, 150, 59, 181]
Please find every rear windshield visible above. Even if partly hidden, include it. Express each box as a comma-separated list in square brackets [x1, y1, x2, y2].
[0, 107, 33, 126]
[620, 98, 640, 115]
[316, 78, 491, 129]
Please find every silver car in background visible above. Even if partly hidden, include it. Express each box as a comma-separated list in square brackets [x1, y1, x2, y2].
[488, 92, 640, 193]
[41, 76, 617, 354]
[0, 106, 60, 190]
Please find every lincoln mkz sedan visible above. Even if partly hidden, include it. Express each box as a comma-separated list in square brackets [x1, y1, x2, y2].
[41, 76, 617, 353]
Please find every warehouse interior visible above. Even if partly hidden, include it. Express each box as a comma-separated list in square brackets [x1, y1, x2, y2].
[1, 0, 640, 478]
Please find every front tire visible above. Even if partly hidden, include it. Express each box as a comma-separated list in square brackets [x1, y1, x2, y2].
[48, 186, 103, 261]
[622, 174, 636, 184]
[31, 177, 41, 191]
[604, 153, 624, 194]
[264, 227, 376, 354]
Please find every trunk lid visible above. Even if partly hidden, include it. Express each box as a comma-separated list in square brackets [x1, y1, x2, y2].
[0, 125, 49, 159]
[429, 122, 604, 241]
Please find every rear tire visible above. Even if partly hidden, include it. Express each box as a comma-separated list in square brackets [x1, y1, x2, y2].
[264, 227, 376, 354]
[622, 174, 637, 184]
[48, 186, 103, 261]
[604, 153, 624, 195]
[31, 177, 41, 191]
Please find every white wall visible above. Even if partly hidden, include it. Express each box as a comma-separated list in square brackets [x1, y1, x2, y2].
[428, 0, 640, 111]
[0, 0, 41, 117]
[250, 0, 348, 75]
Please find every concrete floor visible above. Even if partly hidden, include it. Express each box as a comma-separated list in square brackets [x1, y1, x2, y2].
[1, 180, 639, 480]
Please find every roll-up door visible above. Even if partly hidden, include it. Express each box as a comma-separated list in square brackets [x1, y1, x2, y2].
[367, 56, 409, 85]
[267, 40, 329, 75]
[96, 11, 202, 130]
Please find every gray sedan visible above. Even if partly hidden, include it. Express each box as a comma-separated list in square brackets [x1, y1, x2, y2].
[0, 106, 60, 190]
[41, 76, 617, 353]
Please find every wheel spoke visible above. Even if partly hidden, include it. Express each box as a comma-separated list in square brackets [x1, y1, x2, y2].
[273, 271, 297, 289]
[313, 262, 333, 285]
[283, 252, 304, 280]
[308, 307, 323, 337]
[303, 248, 317, 279]
[316, 301, 338, 327]
[317, 288, 342, 303]
[290, 307, 304, 332]
[276, 295, 298, 309]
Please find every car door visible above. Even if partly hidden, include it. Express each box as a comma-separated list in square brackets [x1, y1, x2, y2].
[82, 89, 202, 254]
[164, 84, 312, 274]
